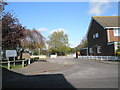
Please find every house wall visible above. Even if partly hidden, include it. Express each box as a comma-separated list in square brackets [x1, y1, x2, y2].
[88, 19, 115, 56]
[107, 29, 120, 42]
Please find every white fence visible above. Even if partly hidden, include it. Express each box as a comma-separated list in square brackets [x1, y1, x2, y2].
[50, 55, 57, 58]
[78, 56, 120, 61]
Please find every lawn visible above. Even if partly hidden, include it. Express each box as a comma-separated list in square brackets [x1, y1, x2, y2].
[1, 58, 48, 69]
[1, 64, 22, 69]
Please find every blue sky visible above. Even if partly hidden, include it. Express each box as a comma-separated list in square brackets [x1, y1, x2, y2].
[5, 2, 118, 48]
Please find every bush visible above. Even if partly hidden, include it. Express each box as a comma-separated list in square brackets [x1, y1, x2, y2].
[33, 51, 39, 55]
[116, 52, 120, 56]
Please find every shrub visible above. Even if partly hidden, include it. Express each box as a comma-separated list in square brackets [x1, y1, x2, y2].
[116, 52, 120, 56]
[33, 51, 39, 55]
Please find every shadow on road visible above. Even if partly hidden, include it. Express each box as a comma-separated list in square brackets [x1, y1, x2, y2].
[2, 67, 76, 89]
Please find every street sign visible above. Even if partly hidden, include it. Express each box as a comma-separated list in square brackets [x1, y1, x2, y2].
[6, 50, 17, 57]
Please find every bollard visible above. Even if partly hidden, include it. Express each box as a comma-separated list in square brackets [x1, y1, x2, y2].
[8, 61, 10, 69]
[22, 60, 24, 67]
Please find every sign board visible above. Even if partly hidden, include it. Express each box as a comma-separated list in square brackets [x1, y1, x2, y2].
[6, 50, 17, 57]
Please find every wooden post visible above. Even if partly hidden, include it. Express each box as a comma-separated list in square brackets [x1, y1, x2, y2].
[7, 57, 10, 69]
[28, 58, 30, 64]
[22, 60, 24, 67]
[13, 57, 15, 66]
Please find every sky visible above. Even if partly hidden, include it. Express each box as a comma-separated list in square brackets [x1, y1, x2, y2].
[4, 2, 118, 48]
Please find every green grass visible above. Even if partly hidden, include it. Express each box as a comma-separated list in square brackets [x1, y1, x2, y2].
[31, 58, 47, 61]
[39, 58, 47, 60]
[1, 58, 48, 70]
[1, 64, 22, 70]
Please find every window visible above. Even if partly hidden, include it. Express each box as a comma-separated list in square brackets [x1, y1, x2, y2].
[96, 33, 99, 38]
[93, 33, 99, 39]
[97, 46, 101, 53]
[93, 34, 95, 39]
[89, 47, 93, 53]
[114, 28, 120, 36]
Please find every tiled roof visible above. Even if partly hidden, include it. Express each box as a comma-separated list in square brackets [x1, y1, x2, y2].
[93, 16, 120, 27]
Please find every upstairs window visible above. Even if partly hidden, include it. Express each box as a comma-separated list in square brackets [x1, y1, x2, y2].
[114, 28, 120, 36]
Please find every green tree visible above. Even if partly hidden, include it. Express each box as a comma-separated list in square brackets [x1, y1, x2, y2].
[116, 43, 120, 56]
[48, 30, 69, 56]
[77, 36, 88, 50]
[66, 47, 76, 54]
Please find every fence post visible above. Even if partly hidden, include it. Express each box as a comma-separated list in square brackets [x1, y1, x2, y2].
[13, 57, 15, 66]
[8, 61, 10, 70]
[28, 58, 30, 64]
[107, 57, 108, 61]
[96, 56, 98, 60]
[22, 60, 24, 67]
[101, 57, 103, 61]
[115, 56, 117, 61]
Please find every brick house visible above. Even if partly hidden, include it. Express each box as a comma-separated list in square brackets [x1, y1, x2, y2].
[87, 16, 120, 56]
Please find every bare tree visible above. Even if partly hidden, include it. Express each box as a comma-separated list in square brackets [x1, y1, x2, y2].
[21, 28, 46, 51]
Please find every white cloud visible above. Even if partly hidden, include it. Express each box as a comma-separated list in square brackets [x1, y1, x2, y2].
[49, 28, 66, 34]
[88, 0, 110, 15]
[112, 14, 117, 16]
[38, 28, 48, 32]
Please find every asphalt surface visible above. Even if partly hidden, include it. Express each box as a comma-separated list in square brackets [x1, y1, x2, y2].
[2, 58, 119, 89]
[45, 58, 119, 88]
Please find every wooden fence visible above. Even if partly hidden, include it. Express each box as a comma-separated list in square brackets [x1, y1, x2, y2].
[1, 58, 31, 69]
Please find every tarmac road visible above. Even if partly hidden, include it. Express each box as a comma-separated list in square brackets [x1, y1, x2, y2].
[46, 58, 119, 88]
[2, 58, 119, 89]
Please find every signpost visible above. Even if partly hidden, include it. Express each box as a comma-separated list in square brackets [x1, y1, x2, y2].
[6, 50, 17, 57]
[6, 50, 17, 69]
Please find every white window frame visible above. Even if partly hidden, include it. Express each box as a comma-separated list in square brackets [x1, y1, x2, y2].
[93, 34, 95, 39]
[114, 28, 120, 36]
[89, 47, 93, 53]
[97, 46, 101, 53]
[96, 33, 99, 38]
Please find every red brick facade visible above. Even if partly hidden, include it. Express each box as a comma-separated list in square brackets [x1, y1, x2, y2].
[107, 29, 120, 42]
